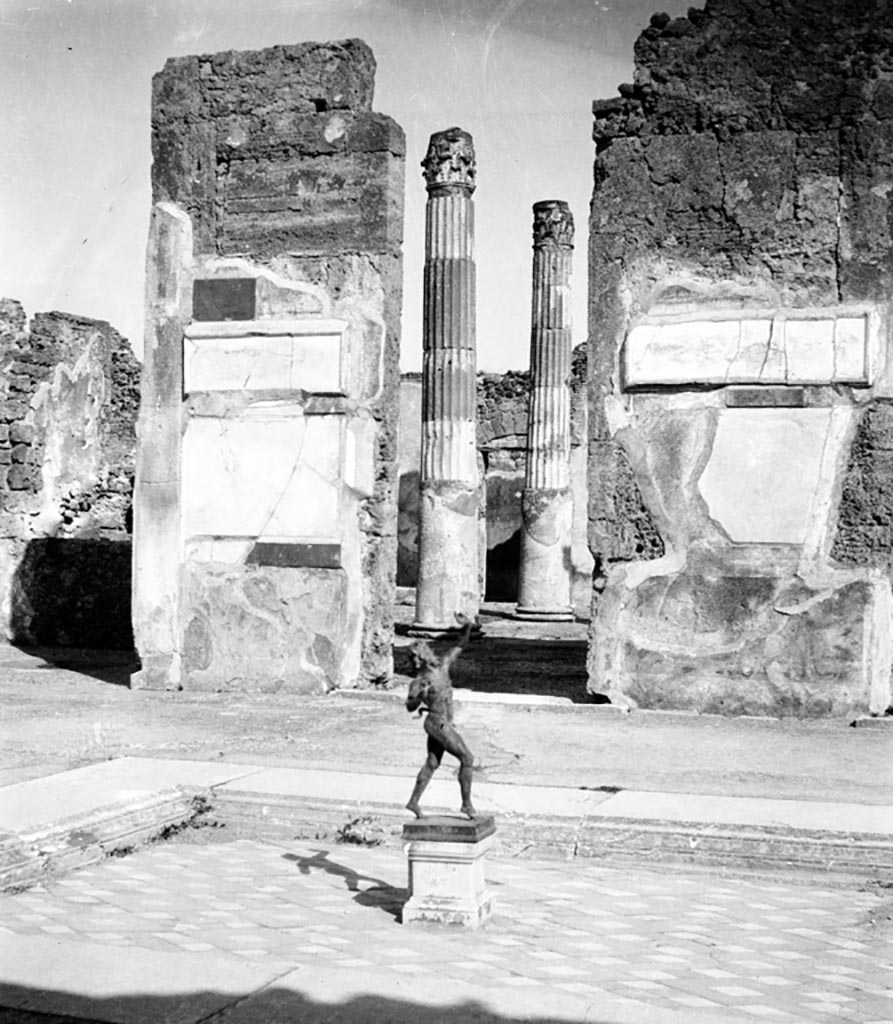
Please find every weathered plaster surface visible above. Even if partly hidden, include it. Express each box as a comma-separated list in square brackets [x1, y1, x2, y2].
[587, 0, 893, 716]
[184, 319, 348, 395]
[625, 312, 871, 387]
[698, 408, 836, 545]
[181, 564, 348, 694]
[181, 414, 342, 540]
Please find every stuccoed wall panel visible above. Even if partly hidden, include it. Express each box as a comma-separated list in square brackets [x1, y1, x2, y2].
[588, 0, 893, 716]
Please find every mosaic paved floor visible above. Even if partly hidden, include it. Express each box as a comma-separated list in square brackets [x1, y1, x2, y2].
[1, 839, 891, 1023]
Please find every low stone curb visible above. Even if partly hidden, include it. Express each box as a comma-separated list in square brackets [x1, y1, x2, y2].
[209, 788, 893, 879]
[0, 788, 200, 891]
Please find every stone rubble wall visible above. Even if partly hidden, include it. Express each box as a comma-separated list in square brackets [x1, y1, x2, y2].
[588, 0, 893, 716]
[0, 299, 139, 648]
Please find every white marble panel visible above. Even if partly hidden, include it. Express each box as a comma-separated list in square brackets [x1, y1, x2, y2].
[834, 317, 868, 381]
[624, 312, 870, 387]
[184, 319, 347, 395]
[697, 408, 834, 544]
[181, 415, 343, 540]
[728, 319, 783, 380]
[625, 319, 741, 385]
[784, 318, 835, 383]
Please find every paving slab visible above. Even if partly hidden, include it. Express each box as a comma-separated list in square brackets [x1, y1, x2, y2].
[2, 839, 890, 1024]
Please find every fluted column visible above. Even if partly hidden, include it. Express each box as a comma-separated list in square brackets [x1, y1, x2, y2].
[516, 200, 575, 621]
[412, 127, 480, 636]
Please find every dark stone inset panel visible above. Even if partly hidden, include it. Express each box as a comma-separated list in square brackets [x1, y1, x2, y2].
[246, 541, 341, 569]
[725, 387, 806, 408]
[193, 278, 256, 321]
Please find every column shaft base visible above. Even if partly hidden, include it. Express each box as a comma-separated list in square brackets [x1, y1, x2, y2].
[407, 622, 483, 640]
[514, 606, 575, 622]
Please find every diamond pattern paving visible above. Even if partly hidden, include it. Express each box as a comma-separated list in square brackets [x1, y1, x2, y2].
[0, 840, 891, 1023]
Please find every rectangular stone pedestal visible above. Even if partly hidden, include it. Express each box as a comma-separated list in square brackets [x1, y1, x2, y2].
[402, 815, 496, 929]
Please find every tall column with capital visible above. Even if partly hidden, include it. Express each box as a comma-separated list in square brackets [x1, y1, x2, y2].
[412, 127, 480, 636]
[516, 200, 575, 621]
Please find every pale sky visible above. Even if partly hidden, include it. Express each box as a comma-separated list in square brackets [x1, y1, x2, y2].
[0, 0, 661, 371]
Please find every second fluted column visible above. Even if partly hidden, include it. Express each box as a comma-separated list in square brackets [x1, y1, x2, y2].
[516, 200, 575, 621]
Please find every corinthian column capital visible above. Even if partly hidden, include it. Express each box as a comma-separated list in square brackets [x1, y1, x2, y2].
[532, 200, 574, 250]
[422, 127, 476, 197]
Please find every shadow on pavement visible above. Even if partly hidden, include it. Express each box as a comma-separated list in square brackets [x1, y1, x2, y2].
[283, 848, 407, 919]
[0, 985, 640, 1024]
[4, 645, 139, 687]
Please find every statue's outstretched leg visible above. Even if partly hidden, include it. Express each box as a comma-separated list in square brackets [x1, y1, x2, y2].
[406, 739, 443, 818]
[458, 762, 475, 820]
[433, 722, 476, 820]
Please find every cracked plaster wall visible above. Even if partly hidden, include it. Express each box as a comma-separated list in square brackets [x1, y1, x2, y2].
[134, 39, 404, 693]
[588, 0, 893, 716]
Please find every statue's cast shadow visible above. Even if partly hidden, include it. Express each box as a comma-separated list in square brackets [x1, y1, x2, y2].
[284, 849, 407, 920]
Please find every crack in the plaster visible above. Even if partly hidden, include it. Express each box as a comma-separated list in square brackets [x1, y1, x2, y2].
[757, 318, 777, 382]
[253, 421, 309, 540]
[726, 320, 744, 383]
[239, 342, 260, 392]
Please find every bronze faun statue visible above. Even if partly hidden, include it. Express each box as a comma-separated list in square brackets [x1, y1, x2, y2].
[405, 616, 476, 820]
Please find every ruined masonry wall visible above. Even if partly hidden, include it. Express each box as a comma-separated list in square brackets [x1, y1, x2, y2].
[136, 38, 404, 692]
[588, 0, 893, 716]
[0, 298, 139, 648]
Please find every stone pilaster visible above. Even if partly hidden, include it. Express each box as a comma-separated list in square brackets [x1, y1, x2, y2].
[132, 201, 192, 688]
[412, 127, 480, 635]
[516, 200, 574, 621]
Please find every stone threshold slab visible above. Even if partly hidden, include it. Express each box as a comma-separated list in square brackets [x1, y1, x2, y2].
[0, 757, 265, 833]
[212, 765, 893, 836]
[3, 759, 892, 887]
[0, 759, 267, 891]
[0, 788, 197, 891]
[213, 766, 893, 875]
[216, 788, 893, 876]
